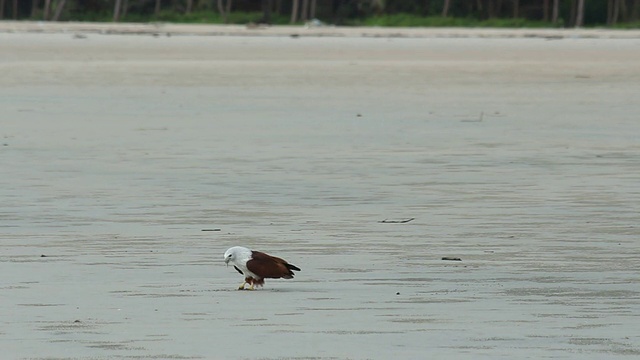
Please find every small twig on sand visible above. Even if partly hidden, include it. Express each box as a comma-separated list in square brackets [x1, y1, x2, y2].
[442, 257, 462, 261]
[378, 218, 415, 224]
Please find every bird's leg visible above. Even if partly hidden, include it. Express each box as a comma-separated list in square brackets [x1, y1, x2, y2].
[248, 283, 255, 290]
[238, 281, 247, 290]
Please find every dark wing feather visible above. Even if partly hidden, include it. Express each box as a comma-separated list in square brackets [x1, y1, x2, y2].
[287, 263, 301, 272]
[247, 251, 300, 279]
[233, 265, 244, 275]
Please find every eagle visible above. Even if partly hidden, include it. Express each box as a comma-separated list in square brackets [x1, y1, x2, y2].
[224, 246, 301, 290]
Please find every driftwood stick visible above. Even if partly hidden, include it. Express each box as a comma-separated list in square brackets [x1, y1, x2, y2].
[378, 218, 415, 224]
[442, 257, 462, 261]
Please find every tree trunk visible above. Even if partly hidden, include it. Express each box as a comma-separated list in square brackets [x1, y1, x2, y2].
[613, 0, 620, 24]
[310, 0, 316, 19]
[225, 0, 232, 17]
[300, 0, 309, 21]
[122, 0, 129, 18]
[261, 0, 271, 23]
[32, 0, 39, 17]
[543, 0, 549, 21]
[633, 0, 640, 21]
[51, 0, 66, 20]
[513, 0, 519, 18]
[43, 0, 51, 19]
[487, 0, 495, 18]
[0, 0, 5, 19]
[12, 0, 17, 19]
[155, 0, 161, 15]
[290, 0, 299, 23]
[217, 0, 227, 23]
[185, 0, 193, 14]
[575, 0, 584, 27]
[551, 0, 559, 22]
[569, 0, 576, 25]
[113, 0, 122, 21]
[442, 0, 451, 17]
[618, 0, 627, 22]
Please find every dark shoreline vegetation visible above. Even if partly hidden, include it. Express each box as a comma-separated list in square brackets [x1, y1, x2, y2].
[2, 1, 639, 28]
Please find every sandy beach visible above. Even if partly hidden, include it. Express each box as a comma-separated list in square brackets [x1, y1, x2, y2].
[1, 22, 640, 359]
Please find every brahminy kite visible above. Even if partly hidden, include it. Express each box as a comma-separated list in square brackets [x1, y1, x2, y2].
[224, 246, 301, 290]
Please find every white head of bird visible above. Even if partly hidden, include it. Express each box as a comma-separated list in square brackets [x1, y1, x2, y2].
[224, 246, 251, 267]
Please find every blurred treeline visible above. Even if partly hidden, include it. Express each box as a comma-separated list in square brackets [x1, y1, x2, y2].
[1, 0, 639, 27]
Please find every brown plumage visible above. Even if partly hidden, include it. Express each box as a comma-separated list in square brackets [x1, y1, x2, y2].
[247, 251, 300, 279]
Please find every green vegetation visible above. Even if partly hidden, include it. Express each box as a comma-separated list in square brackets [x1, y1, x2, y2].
[350, 14, 556, 28]
[2, 0, 639, 28]
[612, 21, 640, 29]
[116, 11, 290, 25]
[57, 9, 293, 26]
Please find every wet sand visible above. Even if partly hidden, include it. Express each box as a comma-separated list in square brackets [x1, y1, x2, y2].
[1, 23, 640, 359]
